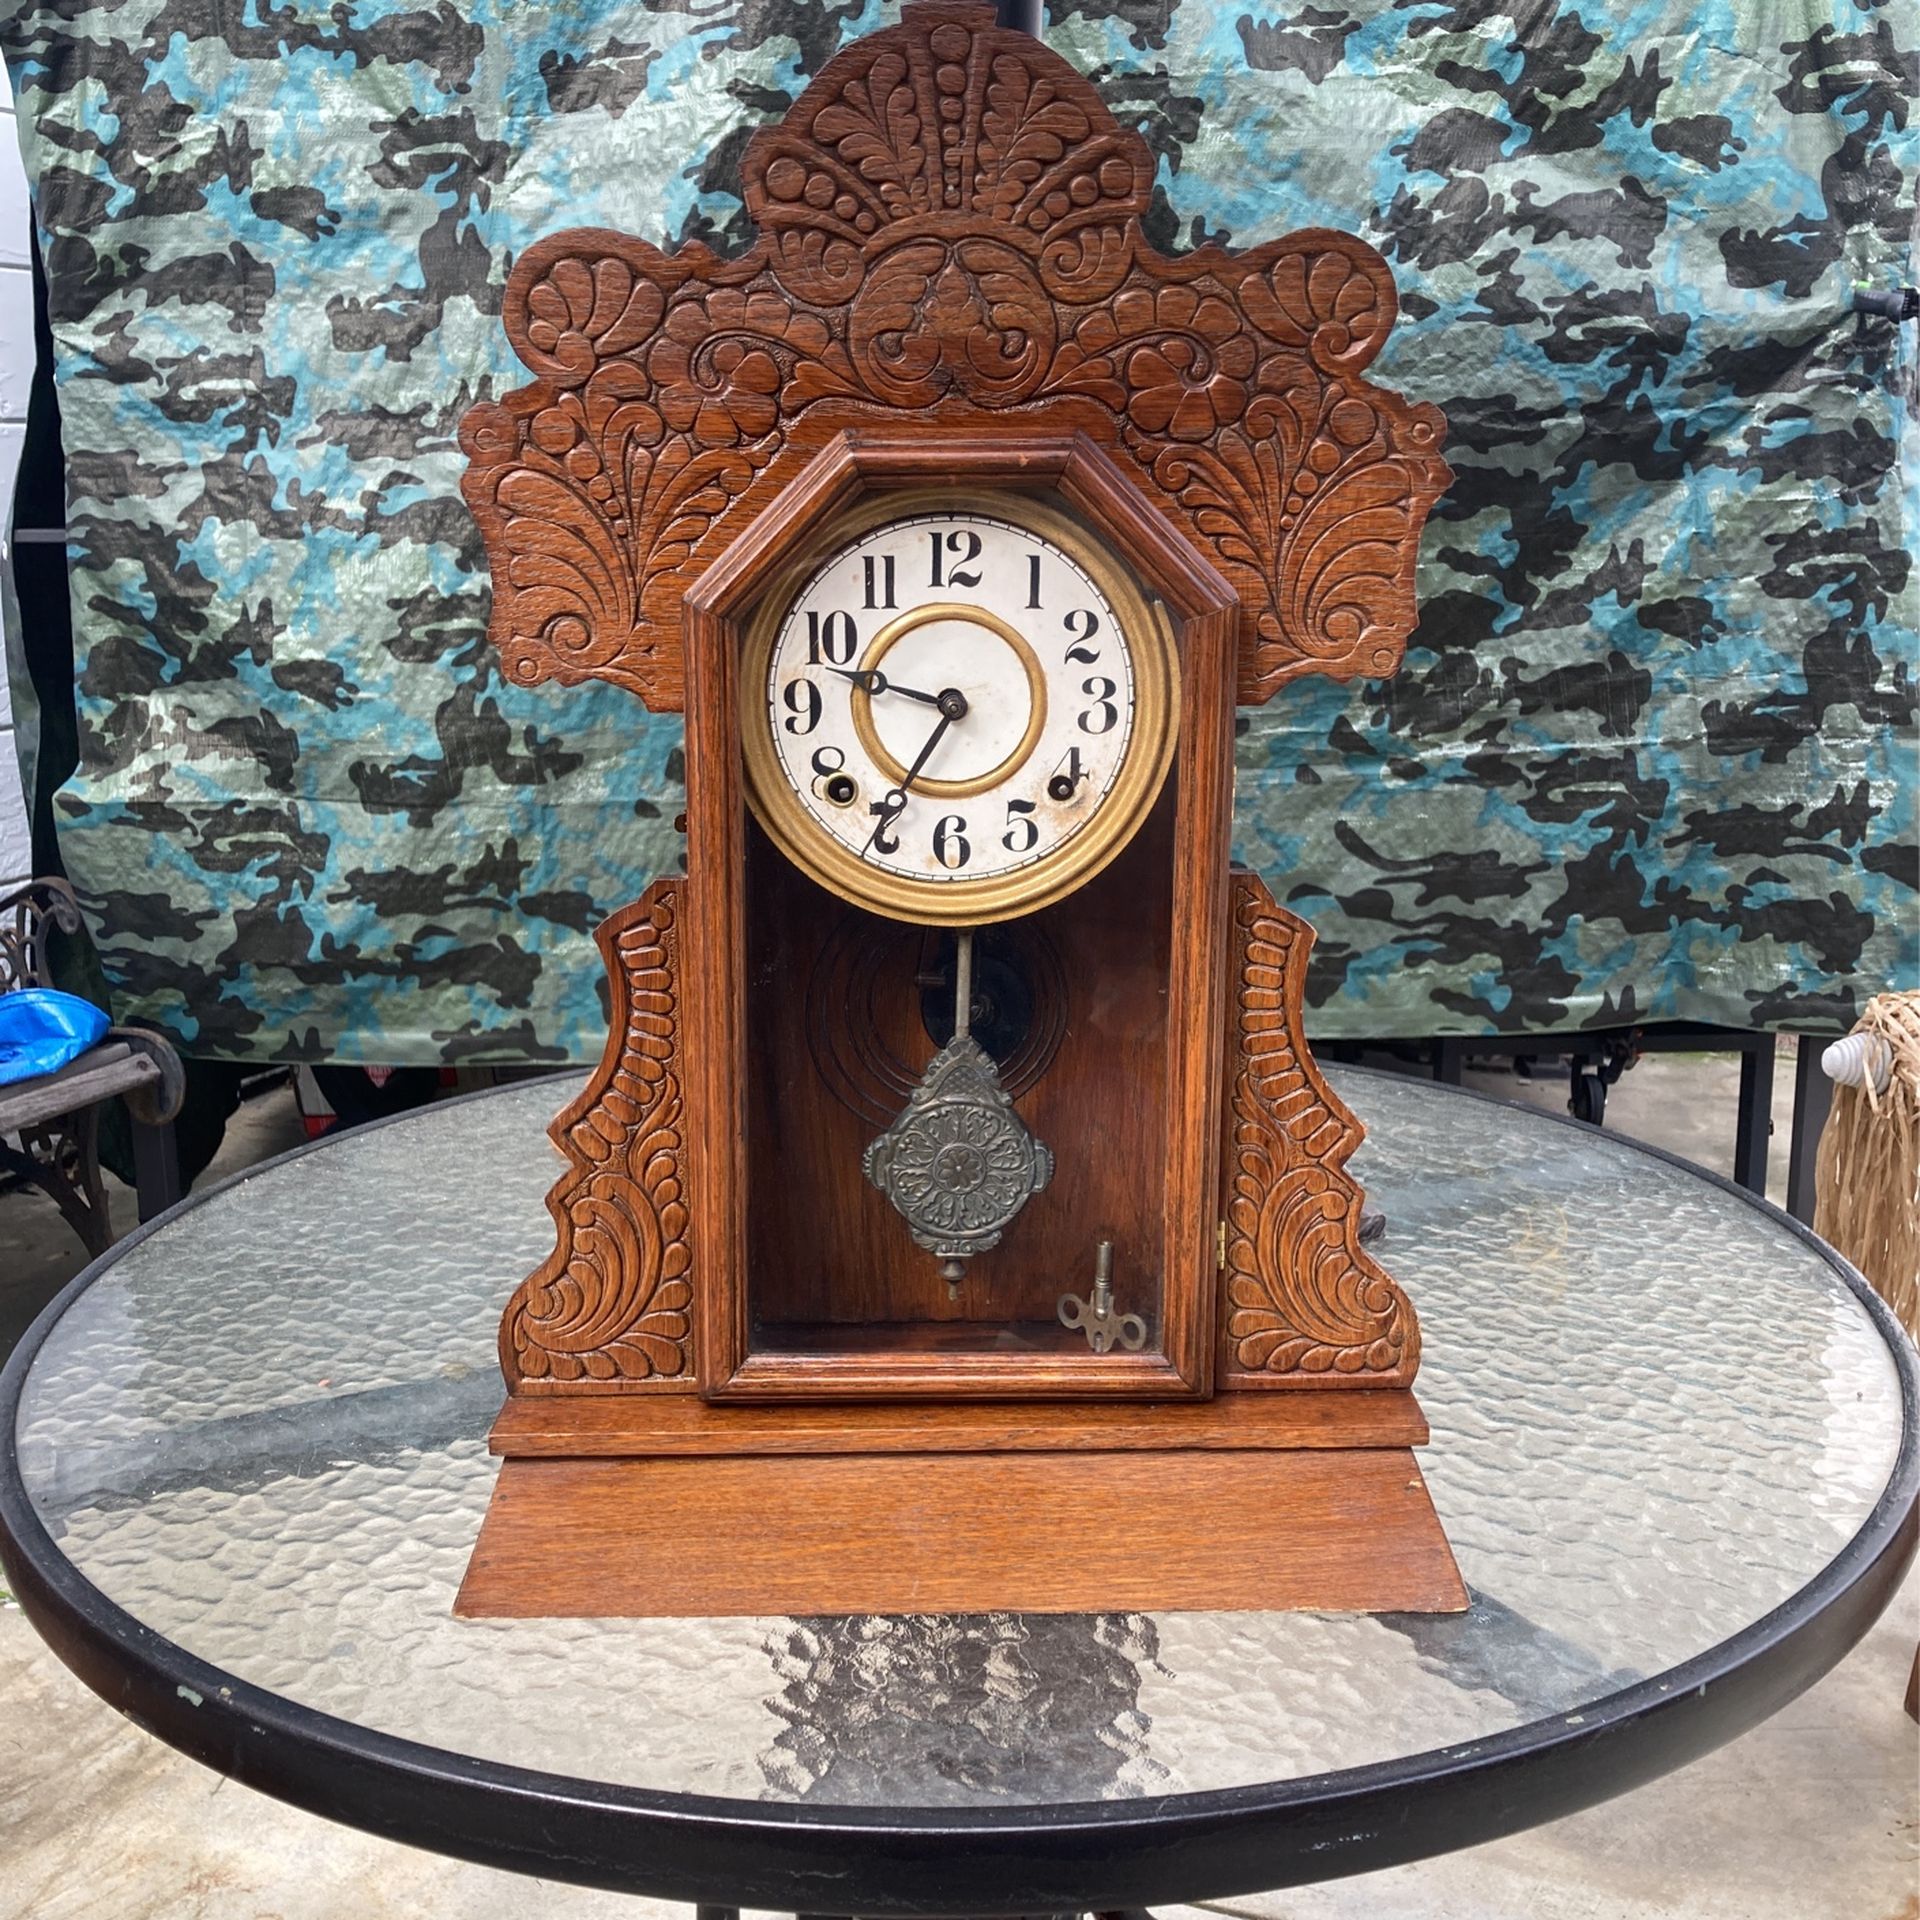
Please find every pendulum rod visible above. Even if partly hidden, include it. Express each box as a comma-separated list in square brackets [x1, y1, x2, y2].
[941, 930, 977, 1295]
[953, 928, 974, 1046]
[861, 924, 1055, 1293]
[940, 925, 975, 1290]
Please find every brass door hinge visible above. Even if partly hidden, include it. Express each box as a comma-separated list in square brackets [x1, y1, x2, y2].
[1216, 1219, 1227, 1270]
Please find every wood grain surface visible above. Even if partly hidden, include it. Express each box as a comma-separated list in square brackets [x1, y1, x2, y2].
[488, 1385, 1430, 1456]
[456, 1, 1463, 1617]
[682, 434, 1239, 1401]
[1218, 872, 1422, 1387]
[456, 1448, 1467, 1616]
[497, 881, 698, 1391]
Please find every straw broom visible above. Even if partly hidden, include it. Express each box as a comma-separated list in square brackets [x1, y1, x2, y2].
[1815, 991, 1920, 1335]
[1812, 990, 1920, 1719]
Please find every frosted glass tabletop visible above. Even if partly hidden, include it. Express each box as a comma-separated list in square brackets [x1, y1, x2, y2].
[2, 1071, 1913, 1908]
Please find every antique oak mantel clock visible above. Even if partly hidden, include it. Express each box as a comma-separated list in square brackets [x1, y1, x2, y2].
[455, 3, 1461, 1617]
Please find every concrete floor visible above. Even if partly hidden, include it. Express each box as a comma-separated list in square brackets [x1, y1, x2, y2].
[1, 1050, 1915, 1919]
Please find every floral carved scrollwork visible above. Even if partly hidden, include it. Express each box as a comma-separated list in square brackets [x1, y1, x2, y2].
[743, 17, 1151, 308]
[1220, 872, 1419, 1387]
[500, 880, 694, 1389]
[462, 252, 857, 705]
[849, 239, 1055, 406]
[460, 1, 1449, 711]
[1047, 243, 1447, 691]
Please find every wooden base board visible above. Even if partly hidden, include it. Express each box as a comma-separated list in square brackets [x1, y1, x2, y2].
[488, 1385, 1429, 1458]
[455, 1445, 1467, 1618]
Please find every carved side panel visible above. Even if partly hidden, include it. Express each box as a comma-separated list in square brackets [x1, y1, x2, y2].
[1221, 871, 1419, 1388]
[459, 2, 1449, 713]
[501, 880, 695, 1390]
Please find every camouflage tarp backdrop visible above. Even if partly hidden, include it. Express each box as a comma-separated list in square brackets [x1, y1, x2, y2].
[0, 0, 1913, 1063]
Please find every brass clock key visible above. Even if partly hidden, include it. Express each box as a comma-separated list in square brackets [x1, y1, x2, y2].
[1058, 1240, 1147, 1354]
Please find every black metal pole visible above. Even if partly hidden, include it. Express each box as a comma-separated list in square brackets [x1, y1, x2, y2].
[1785, 1036, 1831, 1225]
[995, 0, 1044, 36]
[1733, 1036, 1775, 1196]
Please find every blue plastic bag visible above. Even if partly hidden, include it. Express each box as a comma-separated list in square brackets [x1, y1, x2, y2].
[0, 988, 111, 1086]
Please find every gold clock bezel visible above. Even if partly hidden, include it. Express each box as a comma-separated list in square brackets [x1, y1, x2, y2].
[739, 488, 1180, 926]
[846, 602, 1049, 802]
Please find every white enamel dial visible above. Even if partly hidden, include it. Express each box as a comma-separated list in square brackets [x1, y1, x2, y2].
[755, 508, 1156, 918]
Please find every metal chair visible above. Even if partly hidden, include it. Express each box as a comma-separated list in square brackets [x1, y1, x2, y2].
[0, 877, 184, 1255]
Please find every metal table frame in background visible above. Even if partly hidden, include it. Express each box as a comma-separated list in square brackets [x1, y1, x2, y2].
[1344, 1023, 1827, 1216]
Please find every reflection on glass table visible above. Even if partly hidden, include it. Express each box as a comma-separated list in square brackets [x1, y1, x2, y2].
[1, 1070, 1913, 1915]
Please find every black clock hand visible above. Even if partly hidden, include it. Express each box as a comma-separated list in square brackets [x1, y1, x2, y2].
[862, 689, 967, 854]
[827, 666, 943, 708]
[863, 717, 950, 854]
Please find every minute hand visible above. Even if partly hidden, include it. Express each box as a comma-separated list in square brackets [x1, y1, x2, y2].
[896, 709, 956, 792]
[862, 702, 961, 854]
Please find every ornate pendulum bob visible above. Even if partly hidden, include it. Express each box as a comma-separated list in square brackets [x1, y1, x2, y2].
[863, 930, 1054, 1287]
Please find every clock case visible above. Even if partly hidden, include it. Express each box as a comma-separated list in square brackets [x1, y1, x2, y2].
[703, 453, 1218, 1403]
[454, 2, 1462, 1618]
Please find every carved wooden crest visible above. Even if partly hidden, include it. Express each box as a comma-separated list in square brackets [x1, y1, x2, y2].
[460, 1, 1449, 711]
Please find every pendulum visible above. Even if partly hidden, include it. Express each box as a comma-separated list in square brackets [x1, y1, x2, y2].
[863, 929, 1054, 1293]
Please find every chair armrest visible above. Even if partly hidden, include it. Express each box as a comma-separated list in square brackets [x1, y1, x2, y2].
[0, 882, 186, 1127]
[106, 1023, 187, 1127]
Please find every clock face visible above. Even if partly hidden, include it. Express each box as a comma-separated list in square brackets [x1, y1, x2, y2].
[741, 495, 1178, 924]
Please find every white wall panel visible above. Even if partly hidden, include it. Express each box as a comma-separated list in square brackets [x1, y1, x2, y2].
[0, 268, 31, 419]
[0, 421, 26, 553]
[0, 415, 15, 736]
[0, 97, 35, 887]
[0, 731, 29, 885]
[0, 143, 27, 270]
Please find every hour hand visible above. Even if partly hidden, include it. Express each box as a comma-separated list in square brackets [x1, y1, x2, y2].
[828, 666, 943, 707]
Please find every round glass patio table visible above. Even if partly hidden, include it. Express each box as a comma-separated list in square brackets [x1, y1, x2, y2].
[1, 1071, 1913, 1915]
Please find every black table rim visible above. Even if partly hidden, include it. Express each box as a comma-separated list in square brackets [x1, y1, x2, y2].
[2, 1071, 1915, 1914]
